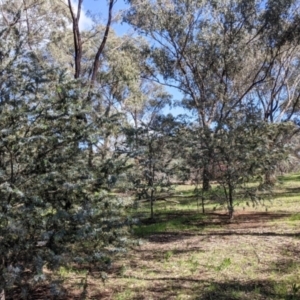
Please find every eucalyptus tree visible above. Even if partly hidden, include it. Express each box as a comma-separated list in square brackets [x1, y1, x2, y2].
[125, 0, 300, 190]
[123, 85, 181, 219]
[0, 0, 70, 52]
[39, 1, 155, 168]
[212, 104, 294, 218]
[172, 119, 206, 211]
[250, 0, 300, 183]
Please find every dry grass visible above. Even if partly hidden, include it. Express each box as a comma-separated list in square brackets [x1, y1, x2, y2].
[104, 213, 300, 300]
[29, 174, 300, 299]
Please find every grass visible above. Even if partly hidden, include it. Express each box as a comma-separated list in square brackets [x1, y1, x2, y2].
[289, 213, 300, 221]
[133, 213, 207, 236]
[30, 173, 300, 299]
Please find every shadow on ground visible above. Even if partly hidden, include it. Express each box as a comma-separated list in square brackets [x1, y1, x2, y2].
[22, 275, 300, 300]
[141, 211, 292, 227]
[113, 278, 300, 300]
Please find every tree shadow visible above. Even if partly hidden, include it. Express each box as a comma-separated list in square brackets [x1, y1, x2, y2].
[136, 211, 296, 244]
[110, 277, 299, 300]
[265, 259, 300, 275]
[140, 211, 292, 227]
[145, 231, 300, 245]
[193, 280, 297, 300]
[8, 284, 69, 300]
[285, 187, 300, 194]
[191, 212, 291, 226]
[24, 266, 300, 300]
[263, 242, 300, 276]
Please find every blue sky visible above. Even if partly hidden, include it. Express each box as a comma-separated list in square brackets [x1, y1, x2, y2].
[84, 0, 130, 34]
[80, 0, 186, 117]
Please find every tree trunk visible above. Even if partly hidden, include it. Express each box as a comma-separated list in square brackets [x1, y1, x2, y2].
[201, 195, 205, 214]
[202, 166, 211, 191]
[0, 289, 5, 300]
[264, 170, 276, 186]
[228, 184, 234, 219]
[150, 189, 154, 219]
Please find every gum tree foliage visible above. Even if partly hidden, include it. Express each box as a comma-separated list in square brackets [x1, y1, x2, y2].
[173, 108, 294, 218]
[177, 104, 294, 218]
[0, 0, 70, 52]
[0, 4, 131, 299]
[42, 0, 152, 167]
[252, 0, 300, 184]
[125, 0, 300, 190]
[174, 121, 213, 213]
[212, 105, 294, 218]
[123, 89, 180, 219]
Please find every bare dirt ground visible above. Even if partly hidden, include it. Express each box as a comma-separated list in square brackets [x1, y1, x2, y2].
[58, 211, 300, 300]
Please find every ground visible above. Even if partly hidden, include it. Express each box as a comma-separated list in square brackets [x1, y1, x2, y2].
[12, 174, 300, 299]
[91, 212, 300, 300]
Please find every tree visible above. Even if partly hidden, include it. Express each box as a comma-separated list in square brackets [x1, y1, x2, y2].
[125, 0, 300, 190]
[0, 2, 131, 298]
[0, 0, 70, 51]
[123, 86, 180, 219]
[212, 104, 294, 218]
[173, 120, 209, 212]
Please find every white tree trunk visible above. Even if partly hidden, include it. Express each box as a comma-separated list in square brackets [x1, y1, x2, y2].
[0, 289, 5, 300]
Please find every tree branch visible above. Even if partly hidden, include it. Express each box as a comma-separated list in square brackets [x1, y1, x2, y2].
[90, 0, 115, 85]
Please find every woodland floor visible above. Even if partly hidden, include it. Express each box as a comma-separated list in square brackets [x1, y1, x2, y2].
[12, 174, 300, 299]
[80, 213, 300, 300]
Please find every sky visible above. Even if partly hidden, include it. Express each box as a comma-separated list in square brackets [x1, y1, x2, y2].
[75, 0, 186, 117]
[82, 0, 131, 34]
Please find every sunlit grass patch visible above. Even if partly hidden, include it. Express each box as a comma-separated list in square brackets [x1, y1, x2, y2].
[58, 266, 88, 279]
[175, 184, 196, 193]
[133, 214, 207, 236]
[278, 173, 300, 182]
[289, 213, 300, 221]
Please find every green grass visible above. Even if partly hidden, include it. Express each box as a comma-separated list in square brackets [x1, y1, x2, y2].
[288, 213, 300, 221]
[58, 266, 88, 279]
[46, 172, 300, 300]
[133, 213, 207, 236]
[278, 173, 300, 182]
